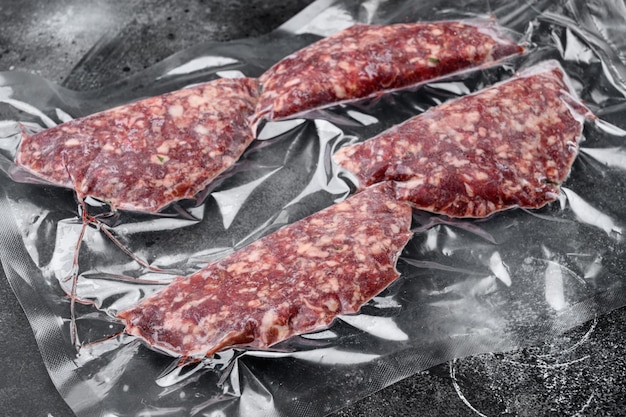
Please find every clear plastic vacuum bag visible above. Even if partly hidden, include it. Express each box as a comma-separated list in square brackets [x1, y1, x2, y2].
[1, 0, 626, 416]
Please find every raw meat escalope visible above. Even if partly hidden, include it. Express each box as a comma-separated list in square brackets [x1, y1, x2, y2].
[334, 61, 593, 218]
[118, 183, 413, 357]
[16, 77, 260, 213]
[255, 20, 523, 122]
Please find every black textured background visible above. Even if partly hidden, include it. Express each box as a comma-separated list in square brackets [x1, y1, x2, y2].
[0, 1, 625, 416]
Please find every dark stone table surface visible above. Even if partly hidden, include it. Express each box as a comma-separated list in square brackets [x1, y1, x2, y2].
[0, 1, 625, 416]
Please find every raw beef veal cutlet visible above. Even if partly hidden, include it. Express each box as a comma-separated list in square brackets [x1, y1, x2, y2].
[334, 61, 593, 218]
[118, 183, 413, 358]
[254, 20, 523, 122]
[16, 77, 260, 213]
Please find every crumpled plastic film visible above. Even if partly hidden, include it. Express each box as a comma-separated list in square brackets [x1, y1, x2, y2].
[1, 0, 626, 416]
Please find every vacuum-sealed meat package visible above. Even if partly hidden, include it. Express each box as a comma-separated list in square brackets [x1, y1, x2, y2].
[334, 60, 594, 218]
[15, 77, 260, 213]
[3, 0, 626, 416]
[119, 182, 413, 357]
[254, 20, 523, 123]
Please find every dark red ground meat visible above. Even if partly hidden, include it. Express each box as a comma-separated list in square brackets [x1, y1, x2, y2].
[16, 77, 260, 213]
[334, 61, 593, 218]
[118, 183, 413, 357]
[254, 21, 523, 123]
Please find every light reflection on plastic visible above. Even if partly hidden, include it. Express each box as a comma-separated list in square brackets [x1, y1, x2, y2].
[256, 119, 306, 140]
[473, 275, 499, 297]
[290, 347, 380, 365]
[564, 27, 600, 64]
[371, 294, 403, 309]
[47, 219, 84, 282]
[345, 109, 379, 126]
[562, 187, 623, 239]
[427, 81, 472, 96]
[55, 108, 74, 123]
[160, 56, 240, 77]
[583, 255, 603, 279]
[300, 329, 337, 339]
[281, 120, 351, 205]
[282, 3, 355, 36]
[545, 261, 567, 311]
[5, 198, 49, 267]
[212, 167, 281, 229]
[0, 120, 19, 134]
[80, 341, 138, 400]
[440, 226, 458, 256]
[580, 146, 626, 170]
[0, 84, 13, 100]
[426, 275, 498, 305]
[113, 209, 204, 235]
[489, 251, 512, 287]
[214, 70, 246, 79]
[238, 384, 274, 417]
[339, 314, 409, 341]
[424, 227, 438, 251]
[188, 246, 234, 265]
[73, 272, 169, 312]
[155, 359, 207, 388]
[0, 97, 56, 128]
[360, 0, 383, 23]
[250, 347, 380, 365]
[136, 407, 187, 417]
[594, 118, 626, 136]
